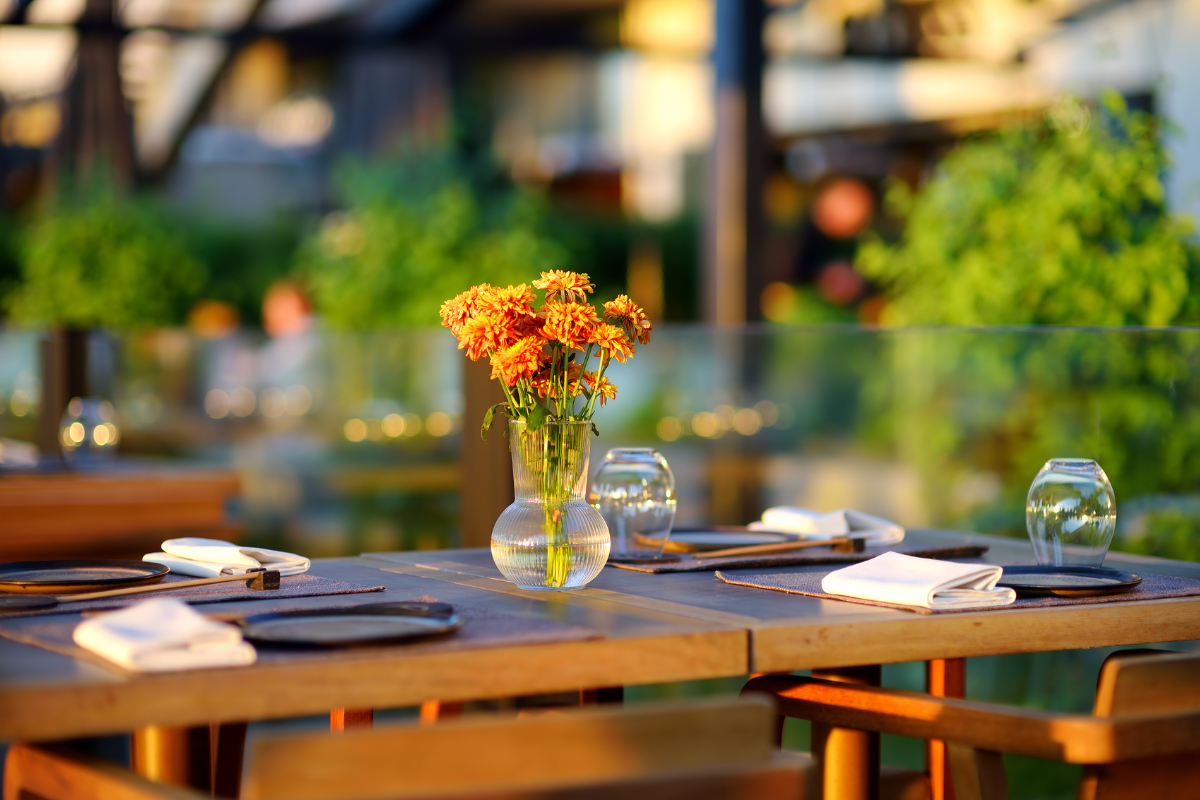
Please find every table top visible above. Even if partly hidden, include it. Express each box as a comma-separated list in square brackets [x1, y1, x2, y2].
[0, 558, 745, 742]
[3, 529, 1199, 743]
[369, 529, 1200, 673]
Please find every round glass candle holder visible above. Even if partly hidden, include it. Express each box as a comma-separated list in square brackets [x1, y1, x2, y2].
[588, 448, 676, 556]
[1026, 458, 1116, 567]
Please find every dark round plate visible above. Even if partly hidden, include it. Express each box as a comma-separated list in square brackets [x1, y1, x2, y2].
[0, 560, 170, 595]
[237, 602, 462, 646]
[998, 565, 1142, 597]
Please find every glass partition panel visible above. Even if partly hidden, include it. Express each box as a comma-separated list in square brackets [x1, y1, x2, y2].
[7, 326, 1198, 561]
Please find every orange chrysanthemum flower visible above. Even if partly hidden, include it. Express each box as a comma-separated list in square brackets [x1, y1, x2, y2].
[477, 283, 537, 323]
[603, 294, 652, 345]
[457, 313, 517, 362]
[588, 323, 635, 364]
[541, 301, 600, 350]
[440, 284, 493, 335]
[587, 373, 617, 407]
[489, 336, 547, 386]
[533, 270, 594, 302]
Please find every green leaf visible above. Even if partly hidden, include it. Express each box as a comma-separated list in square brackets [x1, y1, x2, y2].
[480, 403, 507, 442]
[591, 422, 600, 437]
[527, 401, 547, 431]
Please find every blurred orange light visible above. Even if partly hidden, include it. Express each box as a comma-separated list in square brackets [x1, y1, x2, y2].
[761, 281, 799, 322]
[813, 178, 873, 239]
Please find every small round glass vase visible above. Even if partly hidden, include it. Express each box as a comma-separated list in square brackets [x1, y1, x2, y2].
[1026, 458, 1116, 567]
[588, 448, 676, 556]
[490, 420, 610, 591]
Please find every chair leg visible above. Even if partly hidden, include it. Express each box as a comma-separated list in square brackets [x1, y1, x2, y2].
[331, 709, 374, 732]
[927, 658, 966, 800]
[811, 665, 882, 800]
[947, 745, 1008, 800]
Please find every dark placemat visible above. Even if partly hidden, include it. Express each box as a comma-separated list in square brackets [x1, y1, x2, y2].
[716, 568, 1200, 614]
[0, 594, 602, 674]
[608, 544, 988, 573]
[0, 573, 385, 619]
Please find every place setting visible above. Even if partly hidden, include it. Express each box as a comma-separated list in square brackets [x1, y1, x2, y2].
[592, 454, 990, 574]
[715, 458, 1200, 614]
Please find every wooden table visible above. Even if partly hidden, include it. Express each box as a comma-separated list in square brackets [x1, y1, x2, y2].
[2, 531, 1199, 800]
[368, 529, 1200, 799]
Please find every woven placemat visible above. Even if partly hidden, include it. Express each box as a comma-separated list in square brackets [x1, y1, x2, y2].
[608, 544, 989, 573]
[716, 568, 1200, 614]
[0, 594, 602, 674]
[0, 573, 385, 619]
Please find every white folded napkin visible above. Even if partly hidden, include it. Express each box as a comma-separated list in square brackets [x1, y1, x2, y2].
[749, 506, 905, 546]
[821, 551, 1016, 610]
[73, 598, 257, 672]
[143, 537, 310, 578]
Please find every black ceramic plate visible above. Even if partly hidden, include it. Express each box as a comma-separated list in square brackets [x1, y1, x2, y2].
[236, 602, 462, 646]
[0, 559, 170, 595]
[998, 565, 1142, 597]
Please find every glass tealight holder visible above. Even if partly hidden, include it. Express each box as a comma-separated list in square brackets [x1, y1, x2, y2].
[60, 397, 120, 463]
[1026, 458, 1116, 567]
[588, 448, 676, 557]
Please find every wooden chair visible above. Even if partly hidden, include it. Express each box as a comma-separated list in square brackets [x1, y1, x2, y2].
[742, 650, 1200, 800]
[5, 697, 807, 800]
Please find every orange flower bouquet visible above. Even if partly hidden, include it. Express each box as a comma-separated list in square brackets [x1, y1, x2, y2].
[441, 271, 652, 590]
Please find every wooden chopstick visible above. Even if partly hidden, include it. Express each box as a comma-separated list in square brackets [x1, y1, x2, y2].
[55, 571, 278, 603]
[692, 538, 853, 560]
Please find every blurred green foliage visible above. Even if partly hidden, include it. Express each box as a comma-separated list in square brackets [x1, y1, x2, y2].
[298, 148, 568, 330]
[858, 94, 1199, 325]
[6, 180, 207, 329]
[188, 218, 302, 327]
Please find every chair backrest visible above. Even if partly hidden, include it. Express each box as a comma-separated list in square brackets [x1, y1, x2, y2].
[1082, 650, 1200, 800]
[243, 696, 795, 800]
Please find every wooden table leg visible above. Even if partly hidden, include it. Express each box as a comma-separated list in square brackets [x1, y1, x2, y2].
[131, 722, 247, 797]
[926, 659, 966, 800]
[131, 725, 210, 790]
[331, 709, 374, 732]
[418, 701, 463, 724]
[811, 665, 881, 800]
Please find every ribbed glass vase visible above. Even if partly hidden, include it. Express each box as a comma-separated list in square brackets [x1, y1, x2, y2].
[491, 420, 610, 590]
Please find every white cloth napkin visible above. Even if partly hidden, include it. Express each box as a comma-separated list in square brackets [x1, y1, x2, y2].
[749, 506, 905, 546]
[73, 598, 257, 672]
[143, 538, 310, 578]
[820, 551, 1016, 610]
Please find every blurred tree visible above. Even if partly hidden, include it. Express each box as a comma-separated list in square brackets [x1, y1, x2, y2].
[298, 147, 567, 329]
[6, 179, 206, 329]
[858, 94, 1199, 326]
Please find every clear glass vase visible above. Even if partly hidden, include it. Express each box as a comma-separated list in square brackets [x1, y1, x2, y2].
[1026, 458, 1117, 567]
[491, 420, 610, 590]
